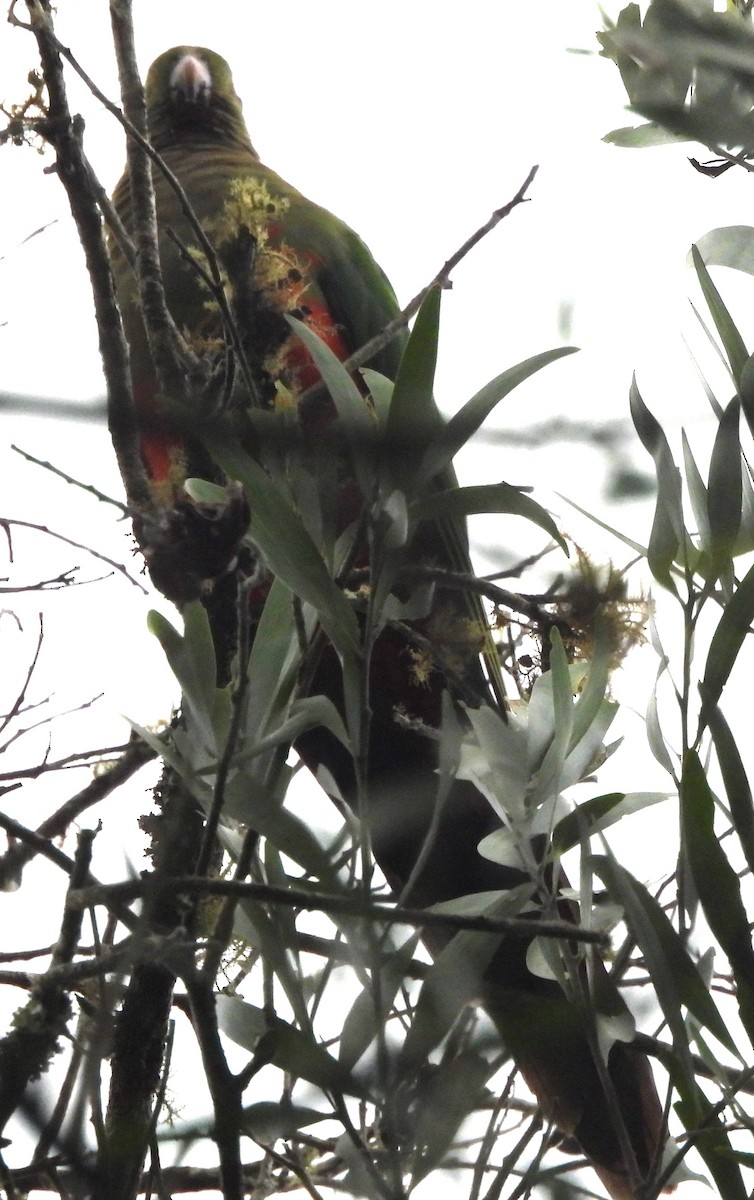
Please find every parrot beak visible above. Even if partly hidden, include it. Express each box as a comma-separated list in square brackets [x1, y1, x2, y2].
[169, 54, 212, 106]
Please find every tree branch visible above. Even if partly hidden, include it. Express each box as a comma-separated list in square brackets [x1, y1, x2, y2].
[67, 874, 609, 946]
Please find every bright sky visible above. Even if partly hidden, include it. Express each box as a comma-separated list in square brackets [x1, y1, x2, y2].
[1, 3, 752, 1196]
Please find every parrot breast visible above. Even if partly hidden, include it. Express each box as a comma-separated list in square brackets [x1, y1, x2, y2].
[113, 150, 353, 496]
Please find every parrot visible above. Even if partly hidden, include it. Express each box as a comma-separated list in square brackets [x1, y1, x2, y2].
[109, 46, 667, 1200]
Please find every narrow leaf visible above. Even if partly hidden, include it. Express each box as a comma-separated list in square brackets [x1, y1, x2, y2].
[553, 792, 669, 855]
[204, 432, 361, 663]
[701, 557, 754, 715]
[243, 576, 299, 740]
[681, 751, 754, 1047]
[694, 225, 754, 279]
[707, 396, 742, 569]
[384, 286, 443, 493]
[228, 695, 351, 772]
[400, 887, 533, 1071]
[681, 431, 711, 554]
[411, 1052, 495, 1181]
[568, 619, 613, 751]
[220, 793, 335, 881]
[360, 368, 394, 427]
[286, 314, 376, 498]
[675, 1088, 748, 1200]
[593, 856, 737, 1063]
[603, 123, 689, 147]
[147, 605, 227, 750]
[411, 482, 567, 553]
[629, 378, 683, 591]
[216, 995, 369, 1098]
[338, 934, 421, 1071]
[534, 629, 574, 797]
[691, 244, 749, 384]
[415, 347, 578, 490]
[734, 455, 754, 555]
[231, 900, 313, 1033]
[705, 699, 754, 876]
[241, 1101, 329, 1141]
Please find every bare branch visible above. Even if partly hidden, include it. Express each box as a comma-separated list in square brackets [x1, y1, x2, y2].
[1, 517, 146, 591]
[343, 165, 539, 377]
[11, 445, 129, 515]
[0, 737, 156, 888]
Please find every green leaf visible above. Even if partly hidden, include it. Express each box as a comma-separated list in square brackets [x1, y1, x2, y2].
[203, 432, 362, 664]
[400, 887, 534, 1071]
[535, 628, 574, 794]
[568, 618, 613, 751]
[415, 347, 579, 490]
[552, 791, 669, 855]
[410, 1052, 495, 1182]
[603, 122, 690, 146]
[338, 934, 421, 1071]
[692, 244, 749, 385]
[694, 225, 754, 278]
[147, 604, 230, 750]
[593, 856, 738, 1065]
[126, 718, 189, 779]
[681, 751, 754, 1047]
[285, 314, 376, 499]
[646, 692, 674, 775]
[383, 286, 443, 493]
[629, 377, 683, 591]
[557, 490, 648, 559]
[230, 897, 314, 1034]
[156, 1101, 329, 1144]
[215, 995, 370, 1099]
[241, 1101, 329, 1141]
[734, 455, 754, 555]
[681, 431, 711, 554]
[242, 577, 300, 742]
[740, 352, 754, 450]
[410, 482, 567, 554]
[220, 794, 335, 882]
[227, 695, 351, 773]
[183, 476, 235, 505]
[674, 1087, 748, 1200]
[707, 397, 742, 573]
[701, 556, 754, 714]
[705, 699, 754, 876]
[360, 368, 394, 427]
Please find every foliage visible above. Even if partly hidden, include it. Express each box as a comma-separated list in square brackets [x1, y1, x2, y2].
[599, 0, 754, 157]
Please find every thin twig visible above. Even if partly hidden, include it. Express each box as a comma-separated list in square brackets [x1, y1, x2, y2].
[0, 741, 133, 782]
[0, 736, 156, 887]
[342, 165, 539, 375]
[2, 517, 146, 592]
[11, 445, 129, 515]
[0, 613, 43, 737]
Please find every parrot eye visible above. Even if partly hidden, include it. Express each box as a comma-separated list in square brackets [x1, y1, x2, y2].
[169, 54, 213, 107]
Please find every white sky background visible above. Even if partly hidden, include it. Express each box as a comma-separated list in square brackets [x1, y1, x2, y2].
[2, 1, 754, 1196]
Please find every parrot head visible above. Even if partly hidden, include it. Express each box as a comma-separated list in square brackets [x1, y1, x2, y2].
[144, 46, 254, 151]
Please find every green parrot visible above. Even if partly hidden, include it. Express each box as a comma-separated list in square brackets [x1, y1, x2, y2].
[110, 46, 666, 1199]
